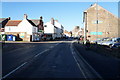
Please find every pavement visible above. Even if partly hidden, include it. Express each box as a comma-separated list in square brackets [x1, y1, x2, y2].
[2, 39, 120, 80]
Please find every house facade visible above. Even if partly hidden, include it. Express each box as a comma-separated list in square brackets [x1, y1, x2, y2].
[0, 17, 10, 32]
[5, 14, 44, 41]
[44, 18, 64, 40]
[83, 3, 120, 41]
[64, 30, 71, 37]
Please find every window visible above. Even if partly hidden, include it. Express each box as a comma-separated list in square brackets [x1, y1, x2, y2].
[44, 25, 47, 27]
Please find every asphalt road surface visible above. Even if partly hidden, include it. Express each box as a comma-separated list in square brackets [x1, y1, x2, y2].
[2, 40, 120, 80]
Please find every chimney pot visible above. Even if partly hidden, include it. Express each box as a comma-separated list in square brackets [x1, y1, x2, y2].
[40, 16, 43, 20]
[24, 14, 28, 19]
[8, 17, 11, 20]
[51, 18, 54, 25]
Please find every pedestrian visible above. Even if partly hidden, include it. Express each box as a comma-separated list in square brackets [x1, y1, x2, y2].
[77, 37, 80, 44]
[85, 39, 90, 50]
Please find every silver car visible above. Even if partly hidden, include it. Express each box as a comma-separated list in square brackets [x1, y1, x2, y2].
[101, 37, 120, 48]
[111, 42, 120, 49]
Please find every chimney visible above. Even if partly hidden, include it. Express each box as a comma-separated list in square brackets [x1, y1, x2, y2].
[24, 14, 28, 19]
[51, 18, 54, 25]
[55, 20, 58, 22]
[8, 17, 11, 20]
[38, 16, 44, 30]
[40, 16, 43, 20]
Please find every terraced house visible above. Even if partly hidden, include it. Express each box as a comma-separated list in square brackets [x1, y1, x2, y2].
[83, 3, 120, 41]
[5, 14, 44, 41]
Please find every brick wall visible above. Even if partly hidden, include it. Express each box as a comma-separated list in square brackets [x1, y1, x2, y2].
[85, 4, 119, 41]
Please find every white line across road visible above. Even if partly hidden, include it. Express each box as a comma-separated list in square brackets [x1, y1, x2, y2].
[2, 62, 28, 79]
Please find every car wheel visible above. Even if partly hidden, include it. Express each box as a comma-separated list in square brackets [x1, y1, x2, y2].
[109, 44, 112, 49]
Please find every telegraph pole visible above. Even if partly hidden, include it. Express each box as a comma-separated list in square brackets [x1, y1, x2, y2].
[96, 0, 98, 41]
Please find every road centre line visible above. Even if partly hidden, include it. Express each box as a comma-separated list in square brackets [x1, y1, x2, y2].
[34, 49, 50, 58]
[3, 42, 62, 79]
[2, 62, 27, 79]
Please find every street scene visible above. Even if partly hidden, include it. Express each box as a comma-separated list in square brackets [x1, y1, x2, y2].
[0, 1, 120, 80]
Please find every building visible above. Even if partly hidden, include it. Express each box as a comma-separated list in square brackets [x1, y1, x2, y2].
[63, 30, 71, 37]
[5, 14, 44, 41]
[72, 26, 80, 37]
[83, 3, 120, 41]
[0, 17, 10, 32]
[44, 18, 64, 40]
[0, 17, 10, 41]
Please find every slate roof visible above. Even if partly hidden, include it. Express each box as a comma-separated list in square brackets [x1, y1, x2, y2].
[27, 19, 38, 26]
[0, 18, 10, 28]
[0, 18, 7, 23]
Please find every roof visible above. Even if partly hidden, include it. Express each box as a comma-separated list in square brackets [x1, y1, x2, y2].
[5, 20, 22, 26]
[0, 18, 7, 23]
[0, 18, 10, 28]
[5, 19, 39, 27]
[30, 19, 39, 26]
[27, 19, 37, 26]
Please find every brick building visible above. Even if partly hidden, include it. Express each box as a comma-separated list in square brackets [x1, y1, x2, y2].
[83, 3, 120, 41]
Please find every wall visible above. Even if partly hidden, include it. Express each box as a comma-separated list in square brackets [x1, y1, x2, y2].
[44, 22, 55, 33]
[18, 19, 33, 35]
[5, 32, 31, 41]
[85, 4, 119, 41]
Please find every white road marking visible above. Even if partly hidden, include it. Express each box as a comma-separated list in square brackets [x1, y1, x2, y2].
[70, 43, 87, 79]
[2, 62, 27, 79]
[50, 46, 54, 48]
[74, 47, 103, 79]
[55, 43, 59, 46]
[34, 49, 49, 58]
[71, 41, 103, 79]
[3, 41, 62, 79]
[34, 42, 62, 58]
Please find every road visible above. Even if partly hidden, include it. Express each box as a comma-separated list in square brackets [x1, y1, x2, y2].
[2, 40, 120, 79]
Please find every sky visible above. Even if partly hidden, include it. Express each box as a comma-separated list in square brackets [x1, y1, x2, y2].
[1, 2, 119, 31]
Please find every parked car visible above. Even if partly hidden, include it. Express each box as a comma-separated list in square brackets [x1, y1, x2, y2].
[91, 37, 110, 45]
[101, 37, 120, 48]
[111, 42, 120, 49]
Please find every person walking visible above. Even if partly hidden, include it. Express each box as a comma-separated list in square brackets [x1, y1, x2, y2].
[85, 39, 90, 50]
